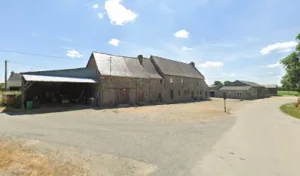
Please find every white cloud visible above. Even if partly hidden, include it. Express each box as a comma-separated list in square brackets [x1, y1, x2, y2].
[97, 13, 104, 19]
[199, 61, 224, 68]
[223, 73, 236, 77]
[93, 4, 99, 9]
[105, 0, 137, 25]
[264, 62, 281, 68]
[182, 46, 192, 51]
[66, 49, 83, 58]
[260, 41, 297, 55]
[174, 30, 189, 38]
[268, 71, 274, 74]
[108, 39, 120, 47]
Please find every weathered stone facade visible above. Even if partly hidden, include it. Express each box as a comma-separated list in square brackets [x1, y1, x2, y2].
[99, 76, 163, 105]
[163, 75, 209, 102]
[217, 87, 266, 100]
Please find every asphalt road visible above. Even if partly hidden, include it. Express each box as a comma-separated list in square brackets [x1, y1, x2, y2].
[0, 97, 299, 176]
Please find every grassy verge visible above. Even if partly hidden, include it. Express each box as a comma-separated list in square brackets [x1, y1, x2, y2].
[280, 103, 300, 119]
[278, 91, 299, 96]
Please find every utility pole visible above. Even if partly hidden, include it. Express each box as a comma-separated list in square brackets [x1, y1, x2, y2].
[110, 57, 112, 77]
[4, 60, 7, 91]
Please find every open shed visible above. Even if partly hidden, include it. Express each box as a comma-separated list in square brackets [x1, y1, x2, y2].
[21, 68, 99, 109]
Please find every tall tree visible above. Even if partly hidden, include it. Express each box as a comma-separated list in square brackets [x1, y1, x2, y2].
[214, 81, 223, 87]
[224, 81, 231, 86]
[281, 33, 300, 92]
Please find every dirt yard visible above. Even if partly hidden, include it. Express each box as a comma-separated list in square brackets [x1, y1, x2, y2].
[0, 138, 89, 176]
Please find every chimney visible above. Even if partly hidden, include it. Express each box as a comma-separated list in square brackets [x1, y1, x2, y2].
[190, 62, 195, 67]
[138, 55, 144, 66]
[11, 71, 15, 76]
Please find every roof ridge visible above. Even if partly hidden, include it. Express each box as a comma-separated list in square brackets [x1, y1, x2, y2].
[93, 51, 138, 59]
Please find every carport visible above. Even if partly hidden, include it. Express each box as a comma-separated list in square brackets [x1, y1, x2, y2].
[20, 68, 99, 110]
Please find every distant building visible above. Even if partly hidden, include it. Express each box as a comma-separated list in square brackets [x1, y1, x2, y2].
[7, 72, 22, 90]
[217, 80, 267, 100]
[208, 84, 222, 97]
[264, 84, 278, 96]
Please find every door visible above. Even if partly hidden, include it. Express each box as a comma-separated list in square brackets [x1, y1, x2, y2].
[116, 88, 129, 104]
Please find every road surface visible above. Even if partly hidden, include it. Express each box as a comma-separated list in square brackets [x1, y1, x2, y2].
[0, 97, 299, 175]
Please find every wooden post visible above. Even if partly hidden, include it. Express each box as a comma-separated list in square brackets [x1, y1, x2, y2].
[224, 99, 226, 112]
[4, 60, 8, 91]
[21, 78, 25, 110]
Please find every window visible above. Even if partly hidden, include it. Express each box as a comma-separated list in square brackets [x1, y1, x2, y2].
[238, 92, 242, 96]
[181, 78, 184, 84]
[170, 90, 174, 99]
[200, 91, 202, 96]
[178, 90, 181, 96]
[169, 77, 173, 84]
[160, 79, 163, 84]
[184, 90, 186, 95]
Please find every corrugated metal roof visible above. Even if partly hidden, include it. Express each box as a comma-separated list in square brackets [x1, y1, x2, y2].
[92, 52, 161, 79]
[219, 86, 251, 91]
[23, 75, 98, 83]
[7, 73, 22, 88]
[264, 84, 277, 88]
[141, 58, 162, 79]
[22, 67, 98, 79]
[151, 55, 204, 79]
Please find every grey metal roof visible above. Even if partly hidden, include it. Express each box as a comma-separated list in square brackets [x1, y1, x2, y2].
[7, 73, 22, 88]
[142, 58, 162, 79]
[124, 57, 152, 78]
[92, 52, 161, 79]
[23, 75, 98, 83]
[264, 84, 278, 88]
[22, 67, 98, 79]
[151, 55, 204, 79]
[238, 80, 264, 87]
[219, 86, 251, 91]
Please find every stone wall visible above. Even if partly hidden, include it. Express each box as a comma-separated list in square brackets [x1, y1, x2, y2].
[99, 76, 163, 105]
[163, 75, 209, 103]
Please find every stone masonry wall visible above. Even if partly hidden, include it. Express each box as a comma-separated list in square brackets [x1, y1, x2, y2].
[163, 75, 209, 103]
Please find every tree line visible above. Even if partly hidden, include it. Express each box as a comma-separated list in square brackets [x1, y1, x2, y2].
[281, 33, 300, 92]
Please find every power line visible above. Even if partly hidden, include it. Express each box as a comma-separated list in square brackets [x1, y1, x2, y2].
[8, 60, 47, 70]
[0, 49, 85, 60]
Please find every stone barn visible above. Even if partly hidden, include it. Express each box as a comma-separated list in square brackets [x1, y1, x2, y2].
[217, 80, 267, 100]
[86, 52, 164, 106]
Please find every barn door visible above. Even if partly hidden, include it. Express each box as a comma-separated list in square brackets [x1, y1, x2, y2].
[116, 88, 129, 104]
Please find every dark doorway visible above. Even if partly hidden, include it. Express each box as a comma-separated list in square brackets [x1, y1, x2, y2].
[116, 88, 130, 104]
[137, 88, 143, 102]
[210, 91, 215, 97]
[170, 90, 174, 99]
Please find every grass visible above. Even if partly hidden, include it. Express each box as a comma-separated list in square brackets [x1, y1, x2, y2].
[0, 139, 89, 176]
[280, 103, 300, 119]
[277, 90, 300, 96]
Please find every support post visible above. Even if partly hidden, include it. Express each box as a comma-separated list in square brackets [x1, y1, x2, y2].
[21, 78, 25, 110]
[224, 99, 227, 112]
[4, 60, 7, 91]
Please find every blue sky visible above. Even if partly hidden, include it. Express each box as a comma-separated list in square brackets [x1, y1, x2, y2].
[0, 0, 299, 85]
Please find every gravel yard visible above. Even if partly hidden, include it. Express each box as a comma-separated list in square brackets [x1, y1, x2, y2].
[0, 98, 248, 175]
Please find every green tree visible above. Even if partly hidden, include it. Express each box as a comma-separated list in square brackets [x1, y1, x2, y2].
[281, 33, 300, 92]
[224, 80, 231, 86]
[214, 81, 223, 87]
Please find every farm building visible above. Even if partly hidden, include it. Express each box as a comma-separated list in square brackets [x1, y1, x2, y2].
[264, 84, 278, 96]
[150, 55, 209, 102]
[19, 52, 209, 109]
[7, 72, 22, 90]
[217, 80, 267, 100]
